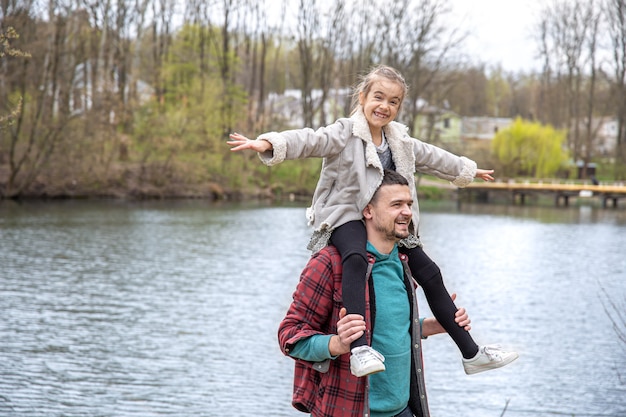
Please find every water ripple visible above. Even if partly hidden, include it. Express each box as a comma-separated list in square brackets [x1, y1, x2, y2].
[1, 201, 625, 416]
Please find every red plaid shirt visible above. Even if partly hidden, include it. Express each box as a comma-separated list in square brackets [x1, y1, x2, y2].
[278, 246, 430, 417]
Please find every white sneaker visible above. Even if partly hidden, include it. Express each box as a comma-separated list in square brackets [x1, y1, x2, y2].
[462, 344, 519, 375]
[350, 345, 385, 377]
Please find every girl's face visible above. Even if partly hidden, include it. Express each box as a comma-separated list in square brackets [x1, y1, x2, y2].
[359, 78, 404, 134]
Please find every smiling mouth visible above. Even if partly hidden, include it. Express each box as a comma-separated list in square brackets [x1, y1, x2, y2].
[396, 218, 410, 227]
[373, 111, 388, 120]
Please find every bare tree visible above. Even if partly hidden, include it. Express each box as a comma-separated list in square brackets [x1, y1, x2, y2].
[537, 17, 564, 127]
[240, 0, 270, 132]
[315, 0, 345, 127]
[536, 0, 603, 176]
[2, 1, 79, 197]
[287, 0, 345, 127]
[605, 0, 626, 179]
[378, 0, 465, 137]
[295, 0, 318, 126]
[148, 0, 173, 106]
[225, 0, 239, 135]
[183, 0, 211, 96]
[581, 3, 602, 179]
[341, 0, 378, 116]
[0, 26, 30, 121]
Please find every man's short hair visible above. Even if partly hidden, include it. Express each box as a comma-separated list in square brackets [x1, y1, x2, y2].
[381, 169, 408, 187]
[370, 169, 409, 204]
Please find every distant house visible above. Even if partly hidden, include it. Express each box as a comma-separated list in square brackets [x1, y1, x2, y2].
[461, 117, 513, 141]
[413, 104, 462, 146]
[564, 117, 619, 160]
[265, 88, 351, 128]
[413, 103, 514, 147]
[586, 117, 618, 157]
[69, 60, 154, 119]
[264, 92, 516, 150]
[265, 89, 304, 126]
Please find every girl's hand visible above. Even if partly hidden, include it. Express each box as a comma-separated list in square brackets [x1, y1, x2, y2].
[227, 132, 273, 153]
[476, 169, 494, 182]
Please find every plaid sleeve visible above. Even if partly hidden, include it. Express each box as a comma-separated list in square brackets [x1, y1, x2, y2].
[278, 246, 368, 417]
[278, 247, 341, 357]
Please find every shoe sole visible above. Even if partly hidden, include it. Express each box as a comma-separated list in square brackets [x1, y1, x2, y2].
[464, 353, 519, 375]
[350, 365, 386, 378]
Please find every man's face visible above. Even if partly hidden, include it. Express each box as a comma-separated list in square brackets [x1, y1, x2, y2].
[365, 184, 413, 242]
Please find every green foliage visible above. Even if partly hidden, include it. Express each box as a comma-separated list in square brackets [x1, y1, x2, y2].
[0, 27, 31, 59]
[417, 185, 448, 200]
[268, 159, 323, 192]
[131, 23, 249, 183]
[491, 118, 569, 178]
[132, 78, 232, 174]
[1, 28, 29, 130]
[0, 95, 22, 129]
[485, 66, 511, 117]
[163, 24, 208, 98]
[221, 155, 322, 197]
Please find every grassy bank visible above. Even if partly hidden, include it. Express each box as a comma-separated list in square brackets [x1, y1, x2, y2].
[0, 161, 459, 202]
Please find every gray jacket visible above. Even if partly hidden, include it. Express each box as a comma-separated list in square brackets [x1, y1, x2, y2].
[257, 107, 476, 252]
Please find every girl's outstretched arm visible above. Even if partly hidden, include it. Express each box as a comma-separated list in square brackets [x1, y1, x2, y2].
[476, 168, 494, 182]
[227, 133, 273, 153]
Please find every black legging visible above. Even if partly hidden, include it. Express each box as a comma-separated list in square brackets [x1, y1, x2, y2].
[330, 219, 479, 359]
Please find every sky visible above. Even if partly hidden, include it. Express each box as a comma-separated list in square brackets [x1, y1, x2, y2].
[199, 0, 556, 74]
[448, 0, 547, 73]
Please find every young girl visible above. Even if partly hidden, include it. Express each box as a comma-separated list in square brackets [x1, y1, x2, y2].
[227, 65, 518, 377]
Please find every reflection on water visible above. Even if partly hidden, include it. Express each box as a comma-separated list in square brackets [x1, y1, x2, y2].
[416, 202, 626, 417]
[1, 200, 625, 416]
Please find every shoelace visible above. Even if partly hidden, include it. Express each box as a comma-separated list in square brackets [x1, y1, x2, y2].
[482, 344, 503, 361]
[354, 347, 384, 364]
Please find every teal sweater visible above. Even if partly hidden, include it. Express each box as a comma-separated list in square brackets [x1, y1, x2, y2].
[289, 242, 411, 417]
[367, 242, 411, 417]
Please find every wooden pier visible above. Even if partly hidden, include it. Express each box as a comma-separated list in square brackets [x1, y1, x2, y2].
[459, 181, 626, 208]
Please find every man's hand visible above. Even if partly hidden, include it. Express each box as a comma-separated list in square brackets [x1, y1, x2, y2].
[422, 293, 472, 337]
[227, 132, 273, 152]
[454, 308, 471, 331]
[451, 293, 471, 331]
[328, 308, 366, 356]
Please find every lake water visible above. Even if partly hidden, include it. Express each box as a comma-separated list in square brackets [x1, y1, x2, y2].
[1, 199, 625, 417]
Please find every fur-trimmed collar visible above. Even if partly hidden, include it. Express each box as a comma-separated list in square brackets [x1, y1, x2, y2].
[350, 107, 416, 181]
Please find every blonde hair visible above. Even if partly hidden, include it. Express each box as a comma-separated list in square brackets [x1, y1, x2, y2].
[350, 65, 409, 115]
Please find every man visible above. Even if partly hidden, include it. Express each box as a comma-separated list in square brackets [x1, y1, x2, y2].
[278, 170, 472, 417]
